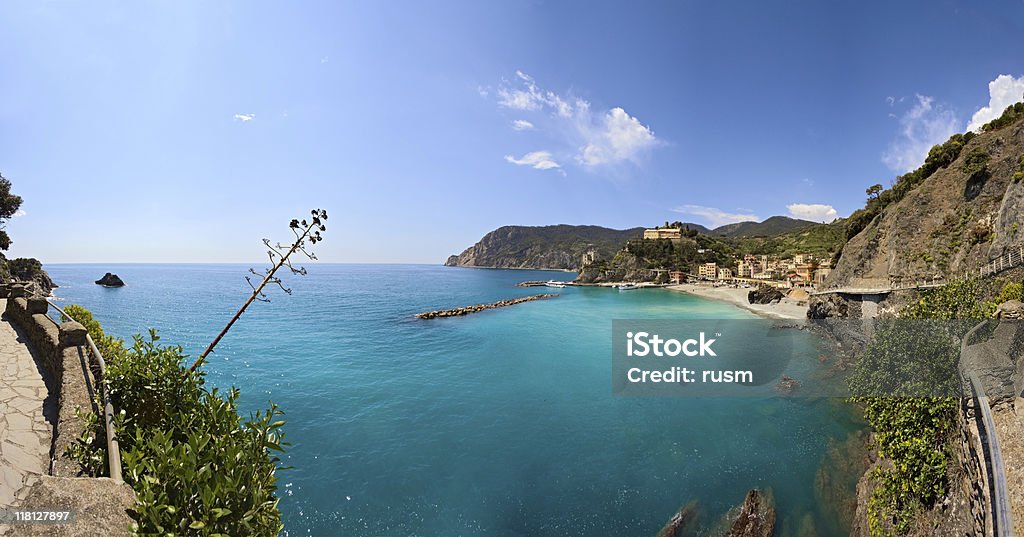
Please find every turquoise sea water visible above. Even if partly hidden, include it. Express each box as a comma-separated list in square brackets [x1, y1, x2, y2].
[44, 264, 861, 536]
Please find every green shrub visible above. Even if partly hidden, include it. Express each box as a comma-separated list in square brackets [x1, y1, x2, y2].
[850, 277, 999, 536]
[981, 101, 1024, 132]
[861, 396, 957, 537]
[960, 147, 990, 179]
[903, 278, 996, 320]
[996, 282, 1024, 304]
[849, 319, 960, 535]
[63, 307, 287, 536]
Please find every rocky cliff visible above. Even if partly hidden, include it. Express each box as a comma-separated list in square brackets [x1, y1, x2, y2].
[1, 257, 56, 296]
[825, 110, 1024, 290]
[444, 225, 643, 270]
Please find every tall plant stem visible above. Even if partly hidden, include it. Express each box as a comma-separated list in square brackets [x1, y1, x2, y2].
[188, 221, 316, 372]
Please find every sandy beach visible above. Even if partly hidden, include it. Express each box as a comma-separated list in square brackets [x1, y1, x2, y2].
[665, 284, 809, 320]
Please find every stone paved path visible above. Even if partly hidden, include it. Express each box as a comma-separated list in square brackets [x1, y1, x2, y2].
[0, 299, 53, 508]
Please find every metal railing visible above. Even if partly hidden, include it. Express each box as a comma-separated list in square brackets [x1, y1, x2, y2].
[45, 300, 123, 483]
[960, 319, 1012, 537]
[980, 245, 1024, 277]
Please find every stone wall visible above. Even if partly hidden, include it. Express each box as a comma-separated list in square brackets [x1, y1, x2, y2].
[2, 285, 97, 477]
[956, 397, 994, 536]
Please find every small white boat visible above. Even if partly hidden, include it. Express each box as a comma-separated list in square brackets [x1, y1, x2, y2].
[545, 280, 567, 288]
[617, 283, 640, 291]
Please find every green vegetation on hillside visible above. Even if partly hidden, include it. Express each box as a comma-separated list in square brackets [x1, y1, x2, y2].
[614, 221, 844, 274]
[980, 100, 1024, 132]
[65, 305, 287, 536]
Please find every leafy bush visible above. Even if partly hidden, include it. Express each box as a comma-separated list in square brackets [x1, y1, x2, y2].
[903, 278, 996, 320]
[860, 396, 957, 536]
[850, 278, 998, 536]
[996, 282, 1024, 304]
[1013, 155, 1024, 183]
[63, 306, 287, 536]
[960, 147, 989, 179]
[61, 304, 124, 360]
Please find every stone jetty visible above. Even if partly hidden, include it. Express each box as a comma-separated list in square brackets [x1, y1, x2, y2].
[416, 294, 558, 319]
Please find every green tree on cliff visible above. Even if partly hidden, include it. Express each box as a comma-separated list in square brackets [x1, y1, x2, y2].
[0, 173, 24, 251]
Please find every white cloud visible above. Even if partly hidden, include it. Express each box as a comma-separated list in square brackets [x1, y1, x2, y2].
[504, 151, 561, 171]
[882, 94, 958, 172]
[233, 113, 256, 122]
[671, 205, 760, 228]
[13, 209, 26, 217]
[495, 71, 576, 117]
[320, 56, 329, 64]
[966, 74, 1024, 132]
[493, 71, 660, 170]
[511, 119, 535, 131]
[787, 203, 837, 222]
[577, 107, 658, 166]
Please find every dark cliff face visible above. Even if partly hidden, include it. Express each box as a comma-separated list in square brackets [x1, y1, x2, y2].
[444, 225, 643, 270]
[825, 115, 1024, 290]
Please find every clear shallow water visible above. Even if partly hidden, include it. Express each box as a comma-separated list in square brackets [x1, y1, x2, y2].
[45, 264, 861, 536]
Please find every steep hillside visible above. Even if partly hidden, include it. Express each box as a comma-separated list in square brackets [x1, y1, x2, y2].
[711, 216, 818, 237]
[826, 104, 1024, 289]
[444, 225, 644, 270]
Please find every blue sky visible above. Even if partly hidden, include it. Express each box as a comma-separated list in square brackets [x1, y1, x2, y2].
[2, 1, 1023, 263]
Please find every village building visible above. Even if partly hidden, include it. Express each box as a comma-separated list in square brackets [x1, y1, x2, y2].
[698, 262, 718, 280]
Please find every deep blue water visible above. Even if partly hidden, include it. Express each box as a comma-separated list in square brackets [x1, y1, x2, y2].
[44, 264, 861, 536]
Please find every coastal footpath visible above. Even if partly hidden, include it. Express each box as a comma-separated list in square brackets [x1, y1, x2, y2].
[0, 284, 134, 536]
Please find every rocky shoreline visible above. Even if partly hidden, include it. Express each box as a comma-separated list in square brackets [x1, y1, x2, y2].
[415, 294, 559, 319]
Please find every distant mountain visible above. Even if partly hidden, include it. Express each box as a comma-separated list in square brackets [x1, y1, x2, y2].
[445, 225, 644, 270]
[669, 222, 712, 234]
[709, 216, 819, 237]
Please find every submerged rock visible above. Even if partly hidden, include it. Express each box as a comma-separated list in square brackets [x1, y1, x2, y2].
[776, 375, 800, 393]
[726, 489, 775, 537]
[95, 273, 125, 287]
[655, 500, 698, 537]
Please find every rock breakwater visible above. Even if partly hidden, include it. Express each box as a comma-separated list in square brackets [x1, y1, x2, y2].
[415, 294, 558, 319]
